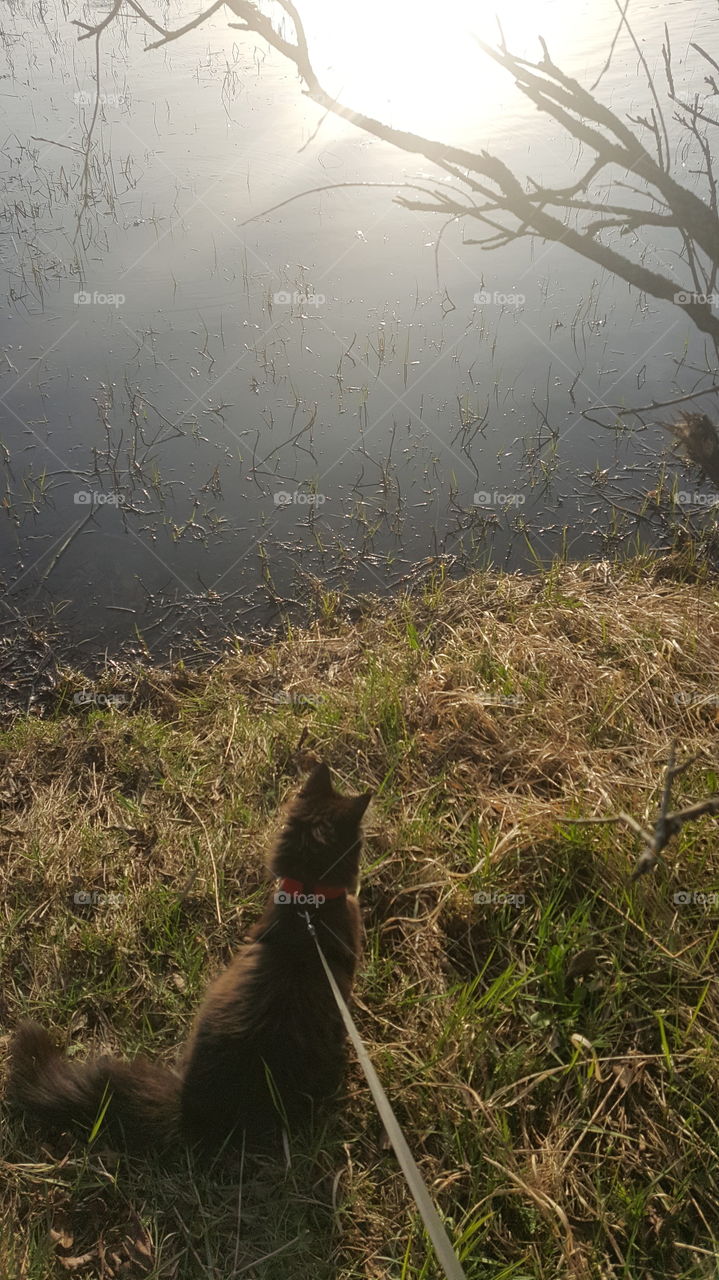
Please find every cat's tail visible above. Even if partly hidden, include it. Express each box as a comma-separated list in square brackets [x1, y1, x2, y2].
[7, 1020, 182, 1151]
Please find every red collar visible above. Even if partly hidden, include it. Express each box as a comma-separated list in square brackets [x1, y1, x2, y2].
[278, 876, 347, 902]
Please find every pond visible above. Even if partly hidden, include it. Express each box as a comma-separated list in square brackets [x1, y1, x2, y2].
[1, 0, 717, 664]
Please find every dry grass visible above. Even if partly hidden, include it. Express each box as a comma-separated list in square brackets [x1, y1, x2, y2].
[2, 557, 719, 1279]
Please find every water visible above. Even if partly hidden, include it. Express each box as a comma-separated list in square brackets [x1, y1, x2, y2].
[0, 0, 717, 662]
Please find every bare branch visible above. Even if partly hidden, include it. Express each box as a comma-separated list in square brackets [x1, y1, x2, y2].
[70, 1, 719, 350]
[564, 744, 717, 882]
[72, 0, 123, 39]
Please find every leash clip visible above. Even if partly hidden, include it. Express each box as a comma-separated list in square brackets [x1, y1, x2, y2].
[301, 908, 317, 937]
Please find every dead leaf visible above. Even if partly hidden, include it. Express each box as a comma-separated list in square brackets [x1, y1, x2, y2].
[126, 1211, 154, 1271]
[611, 1058, 645, 1090]
[57, 1252, 97, 1271]
[49, 1227, 74, 1250]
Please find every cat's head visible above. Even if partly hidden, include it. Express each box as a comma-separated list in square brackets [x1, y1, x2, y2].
[270, 762, 372, 889]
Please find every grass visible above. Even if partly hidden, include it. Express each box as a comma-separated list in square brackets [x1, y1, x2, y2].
[2, 555, 719, 1279]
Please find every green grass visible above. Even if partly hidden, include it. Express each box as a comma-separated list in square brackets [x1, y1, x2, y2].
[2, 557, 719, 1278]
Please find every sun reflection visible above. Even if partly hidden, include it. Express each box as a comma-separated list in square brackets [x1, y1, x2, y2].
[291, 0, 586, 141]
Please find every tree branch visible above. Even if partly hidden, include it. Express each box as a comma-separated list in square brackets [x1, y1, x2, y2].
[71, 1, 719, 349]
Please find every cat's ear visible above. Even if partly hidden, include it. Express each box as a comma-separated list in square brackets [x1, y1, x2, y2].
[347, 790, 373, 822]
[300, 761, 333, 798]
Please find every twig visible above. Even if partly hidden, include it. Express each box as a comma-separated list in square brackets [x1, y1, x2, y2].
[37, 506, 97, 587]
[564, 742, 717, 880]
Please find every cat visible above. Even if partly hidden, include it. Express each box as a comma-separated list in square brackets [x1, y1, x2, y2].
[7, 761, 372, 1153]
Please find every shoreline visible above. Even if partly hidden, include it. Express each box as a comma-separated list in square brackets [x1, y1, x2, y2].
[1, 545, 714, 722]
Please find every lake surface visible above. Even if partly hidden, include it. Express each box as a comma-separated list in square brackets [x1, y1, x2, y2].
[1, 0, 717, 663]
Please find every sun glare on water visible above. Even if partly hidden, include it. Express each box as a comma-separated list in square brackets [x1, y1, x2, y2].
[294, 0, 580, 141]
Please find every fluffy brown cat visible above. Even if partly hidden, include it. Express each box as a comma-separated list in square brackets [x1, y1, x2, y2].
[7, 762, 371, 1152]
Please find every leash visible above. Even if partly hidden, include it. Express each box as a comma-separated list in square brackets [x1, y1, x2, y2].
[302, 911, 468, 1280]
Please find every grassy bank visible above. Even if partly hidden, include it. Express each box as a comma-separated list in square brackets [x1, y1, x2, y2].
[2, 557, 719, 1280]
